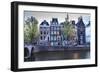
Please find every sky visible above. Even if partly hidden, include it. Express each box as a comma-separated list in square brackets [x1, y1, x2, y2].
[24, 11, 90, 42]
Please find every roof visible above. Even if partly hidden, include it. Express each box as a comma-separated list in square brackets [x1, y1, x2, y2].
[76, 17, 85, 27]
[51, 18, 58, 24]
[40, 20, 49, 26]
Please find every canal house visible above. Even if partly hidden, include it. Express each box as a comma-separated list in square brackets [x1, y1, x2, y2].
[39, 16, 86, 46]
[76, 16, 86, 45]
[50, 18, 63, 46]
[39, 20, 50, 45]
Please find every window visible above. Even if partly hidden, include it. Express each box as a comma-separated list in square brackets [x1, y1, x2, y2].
[51, 26, 54, 30]
[40, 36, 42, 40]
[51, 31, 54, 35]
[40, 31, 42, 34]
[51, 42, 53, 46]
[59, 31, 61, 35]
[55, 42, 58, 45]
[54, 27, 56, 30]
[47, 31, 48, 34]
[57, 36, 61, 40]
[57, 27, 59, 30]
[44, 36, 45, 39]
[54, 36, 57, 41]
[44, 31, 46, 34]
[58, 42, 61, 45]
[40, 27, 42, 29]
[51, 36, 53, 41]
[55, 22, 57, 25]
[62, 26, 64, 28]
[43, 27, 46, 29]
[48, 37, 49, 41]
[54, 31, 56, 34]
[80, 36, 83, 44]
[52, 22, 54, 25]
[57, 31, 59, 35]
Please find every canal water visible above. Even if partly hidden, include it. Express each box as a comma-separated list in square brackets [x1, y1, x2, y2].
[24, 50, 90, 62]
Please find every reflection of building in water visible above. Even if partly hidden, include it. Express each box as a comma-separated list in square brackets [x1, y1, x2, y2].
[73, 53, 80, 59]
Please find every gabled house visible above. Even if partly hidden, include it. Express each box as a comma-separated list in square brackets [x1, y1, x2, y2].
[50, 18, 63, 46]
[39, 20, 50, 45]
[76, 16, 86, 45]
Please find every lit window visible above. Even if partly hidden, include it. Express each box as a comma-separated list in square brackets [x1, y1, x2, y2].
[57, 31, 59, 35]
[51, 42, 53, 46]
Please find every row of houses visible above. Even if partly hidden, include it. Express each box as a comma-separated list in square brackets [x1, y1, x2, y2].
[38, 16, 88, 46]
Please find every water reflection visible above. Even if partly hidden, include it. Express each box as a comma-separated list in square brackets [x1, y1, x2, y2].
[73, 53, 79, 59]
[24, 49, 90, 62]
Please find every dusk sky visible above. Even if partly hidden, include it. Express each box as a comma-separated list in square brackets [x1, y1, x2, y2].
[24, 11, 90, 42]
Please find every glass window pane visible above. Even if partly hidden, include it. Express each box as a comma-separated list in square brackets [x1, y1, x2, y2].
[54, 31, 56, 34]
[51, 42, 53, 46]
[51, 31, 53, 35]
[51, 36, 53, 41]
[54, 36, 56, 41]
